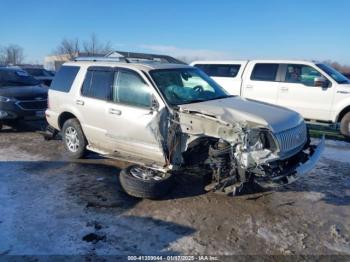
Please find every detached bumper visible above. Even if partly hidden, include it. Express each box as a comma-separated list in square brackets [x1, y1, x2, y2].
[256, 136, 325, 188]
[294, 136, 325, 176]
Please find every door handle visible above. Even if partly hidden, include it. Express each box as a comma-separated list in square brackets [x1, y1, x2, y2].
[76, 100, 84, 105]
[280, 87, 289, 91]
[109, 108, 122, 115]
[245, 85, 253, 89]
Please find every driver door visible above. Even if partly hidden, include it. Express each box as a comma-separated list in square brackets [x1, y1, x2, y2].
[104, 68, 166, 165]
[277, 64, 334, 121]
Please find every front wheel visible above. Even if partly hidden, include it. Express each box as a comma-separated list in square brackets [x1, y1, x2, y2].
[119, 165, 174, 199]
[340, 112, 350, 140]
[62, 118, 87, 159]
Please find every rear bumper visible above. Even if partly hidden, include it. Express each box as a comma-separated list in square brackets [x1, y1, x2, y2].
[45, 109, 60, 130]
[256, 136, 325, 188]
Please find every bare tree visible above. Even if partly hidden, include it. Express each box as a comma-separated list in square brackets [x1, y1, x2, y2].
[83, 33, 113, 56]
[55, 38, 80, 60]
[0, 48, 5, 65]
[0, 44, 25, 65]
[323, 60, 350, 74]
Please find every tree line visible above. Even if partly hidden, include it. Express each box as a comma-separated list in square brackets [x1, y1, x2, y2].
[1, 36, 350, 76]
[0, 33, 113, 65]
[54, 33, 113, 60]
[0, 44, 25, 65]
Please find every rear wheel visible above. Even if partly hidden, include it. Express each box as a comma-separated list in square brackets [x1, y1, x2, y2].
[119, 165, 174, 199]
[340, 112, 350, 140]
[62, 118, 87, 159]
[0, 122, 3, 130]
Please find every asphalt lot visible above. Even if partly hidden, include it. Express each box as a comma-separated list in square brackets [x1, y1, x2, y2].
[0, 120, 350, 257]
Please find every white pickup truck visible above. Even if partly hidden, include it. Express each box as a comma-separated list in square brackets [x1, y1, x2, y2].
[191, 60, 350, 138]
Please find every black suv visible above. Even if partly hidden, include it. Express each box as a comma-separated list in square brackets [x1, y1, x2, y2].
[22, 67, 54, 86]
[0, 67, 48, 130]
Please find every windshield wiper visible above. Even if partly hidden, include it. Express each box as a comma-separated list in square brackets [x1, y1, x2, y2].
[205, 95, 235, 101]
[180, 95, 234, 105]
[181, 99, 207, 104]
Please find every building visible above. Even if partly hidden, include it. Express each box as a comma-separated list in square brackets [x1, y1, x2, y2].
[44, 52, 107, 71]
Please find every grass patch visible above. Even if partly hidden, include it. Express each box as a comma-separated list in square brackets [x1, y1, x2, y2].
[307, 124, 347, 141]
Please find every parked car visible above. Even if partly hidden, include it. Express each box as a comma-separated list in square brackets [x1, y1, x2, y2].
[0, 67, 48, 130]
[22, 67, 55, 87]
[191, 60, 350, 139]
[46, 52, 324, 199]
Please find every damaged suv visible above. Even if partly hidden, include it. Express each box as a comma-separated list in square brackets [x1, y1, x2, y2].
[46, 52, 324, 198]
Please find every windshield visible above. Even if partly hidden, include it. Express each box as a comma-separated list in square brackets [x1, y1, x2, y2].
[316, 63, 350, 84]
[24, 68, 54, 77]
[0, 69, 41, 87]
[150, 68, 230, 105]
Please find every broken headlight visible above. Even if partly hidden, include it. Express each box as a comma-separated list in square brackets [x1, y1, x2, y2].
[246, 129, 277, 152]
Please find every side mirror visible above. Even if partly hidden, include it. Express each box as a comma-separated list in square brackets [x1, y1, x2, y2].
[314, 76, 329, 88]
[150, 95, 159, 112]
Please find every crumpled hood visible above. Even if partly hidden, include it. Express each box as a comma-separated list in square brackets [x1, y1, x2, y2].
[179, 96, 303, 133]
[0, 85, 47, 99]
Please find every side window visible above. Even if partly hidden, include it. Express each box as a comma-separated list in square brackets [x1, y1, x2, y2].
[250, 63, 279, 81]
[195, 64, 241, 78]
[113, 69, 152, 108]
[81, 68, 113, 100]
[50, 66, 80, 92]
[285, 64, 323, 87]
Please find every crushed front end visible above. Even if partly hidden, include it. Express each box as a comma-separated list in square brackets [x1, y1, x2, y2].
[174, 110, 324, 195]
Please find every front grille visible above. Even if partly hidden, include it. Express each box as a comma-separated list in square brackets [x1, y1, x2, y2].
[275, 122, 307, 154]
[17, 100, 47, 110]
[15, 95, 47, 101]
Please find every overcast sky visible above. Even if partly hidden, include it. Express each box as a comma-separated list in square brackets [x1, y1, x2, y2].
[1, 0, 349, 64]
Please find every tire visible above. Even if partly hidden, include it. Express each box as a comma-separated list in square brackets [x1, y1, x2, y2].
[340, 112, 350, 139]
[119, 165, 174, 199]
[2, 119, 17, 129]
[62, 118, 87, 159]
[0, 122, 3, 130]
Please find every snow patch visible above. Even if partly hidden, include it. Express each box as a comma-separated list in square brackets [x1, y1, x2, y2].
[312, 139, 350, 164]
[303, 192, 326, 201]
[0, 145, 47, 161]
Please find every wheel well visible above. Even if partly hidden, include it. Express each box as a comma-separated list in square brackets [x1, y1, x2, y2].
[337, 106, 350, 123]
[58, 112, 77, 129]
[182, 137, 218, 166]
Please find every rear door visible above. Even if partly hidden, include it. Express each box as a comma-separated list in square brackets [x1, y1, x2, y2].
[241, 62, 281, 105]
[192, 62, 245, 95]
[77, 66, 114, 151]
[276, 63, 334, 121]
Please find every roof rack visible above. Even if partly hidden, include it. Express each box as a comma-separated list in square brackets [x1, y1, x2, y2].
[74, 50, 186, 65]
[74, 56, 127, 63]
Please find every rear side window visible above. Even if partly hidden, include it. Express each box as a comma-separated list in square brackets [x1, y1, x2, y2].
[251, 63, 279, 81]
[113, 69, 152, 108]
[195, 64, 241, 78]
[81, 68, 113, 100]
[50, 66, 80, 92]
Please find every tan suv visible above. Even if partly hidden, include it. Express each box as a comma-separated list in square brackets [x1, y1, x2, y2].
[46, 51, 324, 199]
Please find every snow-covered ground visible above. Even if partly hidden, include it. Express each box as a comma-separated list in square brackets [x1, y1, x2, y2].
[322, 139, 350, 163]
[0, 124, 349, 256]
